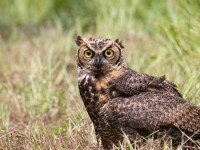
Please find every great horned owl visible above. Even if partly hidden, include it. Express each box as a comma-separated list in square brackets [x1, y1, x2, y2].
[75, 36, 200, 149]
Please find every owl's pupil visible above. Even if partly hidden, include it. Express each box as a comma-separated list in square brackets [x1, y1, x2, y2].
[107, 51, 111, 55]
[87, 52, 91, 56]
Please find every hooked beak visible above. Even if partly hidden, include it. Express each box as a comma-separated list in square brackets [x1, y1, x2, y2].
[94, 55, 103, 68]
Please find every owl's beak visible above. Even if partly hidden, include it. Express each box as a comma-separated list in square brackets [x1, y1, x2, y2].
[94, 55, 103, 67]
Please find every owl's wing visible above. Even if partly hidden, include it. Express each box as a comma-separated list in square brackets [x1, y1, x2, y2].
[110, 92, 200, 136]
[114, 68, 181, 97]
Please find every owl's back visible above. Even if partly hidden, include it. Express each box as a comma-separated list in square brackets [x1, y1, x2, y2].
[109, 89, 200, 138]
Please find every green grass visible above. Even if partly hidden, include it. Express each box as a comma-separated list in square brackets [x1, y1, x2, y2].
[0, 0, 200, 149]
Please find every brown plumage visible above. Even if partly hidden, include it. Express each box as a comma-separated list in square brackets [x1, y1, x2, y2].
[75, 36, 200, 149]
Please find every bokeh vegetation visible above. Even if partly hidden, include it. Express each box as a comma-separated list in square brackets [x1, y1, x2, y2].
[0, 0, 199, 149]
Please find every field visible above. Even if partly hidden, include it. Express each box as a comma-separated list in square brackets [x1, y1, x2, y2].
[0, 0, 200, 149]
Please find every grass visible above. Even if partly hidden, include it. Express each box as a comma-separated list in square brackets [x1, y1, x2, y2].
[0, 0, 200, 149]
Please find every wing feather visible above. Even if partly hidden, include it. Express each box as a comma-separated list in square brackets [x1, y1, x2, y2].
[110, 91, 200, 135]
[114, 68, 182, 97]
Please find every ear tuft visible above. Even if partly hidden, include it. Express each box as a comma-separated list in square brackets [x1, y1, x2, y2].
[115, 39, 124, 48]
[76, 36, 83, 46]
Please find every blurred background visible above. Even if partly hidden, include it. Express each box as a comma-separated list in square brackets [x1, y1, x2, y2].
[0, 0, 200, 149]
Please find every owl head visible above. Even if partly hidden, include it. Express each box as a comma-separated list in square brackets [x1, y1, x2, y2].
[75, 36, 125, 76]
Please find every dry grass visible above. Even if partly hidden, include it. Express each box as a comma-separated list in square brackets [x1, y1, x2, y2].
[0, 27, 199, 149]
[0, 29, 95, 149]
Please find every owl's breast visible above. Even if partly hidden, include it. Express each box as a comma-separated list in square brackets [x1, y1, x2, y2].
[78, 72, 112, 120]
[79, 74, 109, 103]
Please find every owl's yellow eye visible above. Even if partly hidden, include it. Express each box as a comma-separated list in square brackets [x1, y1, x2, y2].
[84, 50, 94, 58]
[104, 49, 114, 58]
